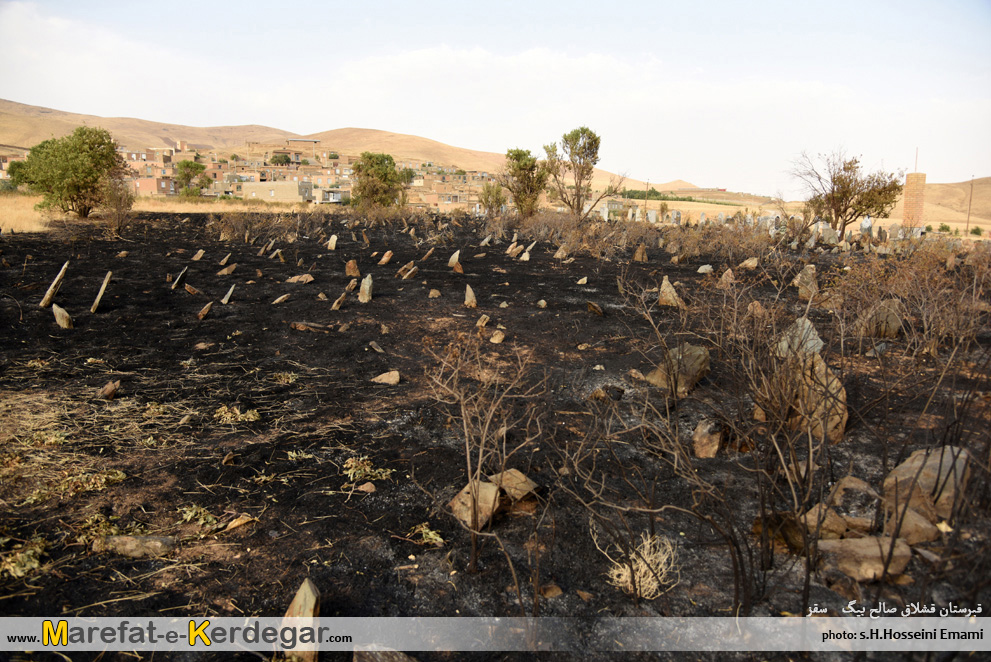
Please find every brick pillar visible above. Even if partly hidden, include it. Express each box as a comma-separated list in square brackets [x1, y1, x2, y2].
[903, 172, 926, 228]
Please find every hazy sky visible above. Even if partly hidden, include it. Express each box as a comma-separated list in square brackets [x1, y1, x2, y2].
[1, 0, 989, 198]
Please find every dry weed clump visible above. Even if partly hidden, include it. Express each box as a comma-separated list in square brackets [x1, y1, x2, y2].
[593, 527, 680, 600]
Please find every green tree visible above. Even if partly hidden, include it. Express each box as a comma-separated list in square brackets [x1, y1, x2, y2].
[792, 150, 903, 237]
[9, 126, 130, 218]
[230, 153, 240, 161]
[499, 148, 548, 219]
[174, 160, 207, 193]
[478, 181, 507, 218]
[544, 127, 623, 225]
[270, 154, 291, 165]
[352, 152, 404, 208]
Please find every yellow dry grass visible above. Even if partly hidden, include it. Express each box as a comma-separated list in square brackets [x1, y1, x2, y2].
[0, 194, 50, 233]
[133, 197, 295, 215]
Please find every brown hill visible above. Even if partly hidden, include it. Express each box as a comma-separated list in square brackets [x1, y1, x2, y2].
[0, 99, 296, 152]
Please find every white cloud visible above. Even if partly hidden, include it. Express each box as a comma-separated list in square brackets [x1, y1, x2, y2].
[2, 1, 988, 197]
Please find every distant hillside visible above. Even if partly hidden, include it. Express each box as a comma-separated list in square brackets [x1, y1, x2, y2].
[0, 99, 297, 152]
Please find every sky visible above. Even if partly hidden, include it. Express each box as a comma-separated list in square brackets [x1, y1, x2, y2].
[1, 0, 989, 199]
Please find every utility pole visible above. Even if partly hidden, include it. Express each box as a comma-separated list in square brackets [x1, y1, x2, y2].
[643, 179, 649, 221]
[966, 175, 974, 235]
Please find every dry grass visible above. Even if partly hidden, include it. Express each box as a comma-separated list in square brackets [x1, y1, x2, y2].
[0, 194, 50, 233]
[133, 196, 296, 215]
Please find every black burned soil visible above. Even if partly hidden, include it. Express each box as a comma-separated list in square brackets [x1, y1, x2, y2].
[1, 212, 988, 662]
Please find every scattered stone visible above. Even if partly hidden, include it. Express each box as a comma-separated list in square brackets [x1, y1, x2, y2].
[490, 330, 505, 344]
[645, 343, 710, 397]
[223, 514, 257, 532]
[290, 322, 330, 333]
[283, 578, 321, 662]
[776, 317, 824, 357]
[540, 584, 564, 599]
[519, 251, 530, 262]
[420, 247, 435, 261]
[345, 260, 361, 277]
[499, 301, 509, 308]
[317, 292, 328, 301]
[91, 271, 112, 314]
[738, 257, 759, 270]
[287, 273, 315, 284]
[96, 380, 120, 400]
[480, 234, 492, 247]
[536, 299, 547, 309]
[883, 446, 971, 522]
[476, 314, 490, 328]
[217, 264, 237, 276]
[378, 250, 393, 265]
[452, 261, 464, 274]
[356, 482, 376, 494]
[93, 535, 176, 559]
[272, 294, 290, 304]
[331, 292, 346, 310]
[191, 249, 205, 261]
[791, 264, 819, 300]
[884, 506, 939, 545]
[219, 253, 231, 266]
[854, 298, 907, 339]
[628, 368, 645, 381]
[359, 274, 373, 303]
[692, 419, 723, 458]
[800, 503, 847, 539]
[587, 301, 604, 316]
[697, 264, 713, 274]
[633, 244, 648, 262]
[197, 301, 213, 320]
[829, 476, 880, 533]
[52, 304, 73, 329]
[221, 284, 235, 305]
[448, 250, 460, 267]
[327, 235, 338, 250]
[747, 300, 767, 317]
[428, 289, 441, 299]
[489, 469, 537, 500]
[395, 261, 416, 278]
[781, 353, 848, 444]
[464, 285, 477, 308]
[657, 275, 686, 308]
[371, 370, 400, 385]
[345, 278, 358, 292]
[40, 261, 70, 308]
[449, 480, 501, 531]
[553, 246, 569, 260]
[505, 242, 518, 255]
[115, 251, 129, 258]
[716, 268, 735, 290]
[817, 536, 911, 582]
[368, 341, 384, 354]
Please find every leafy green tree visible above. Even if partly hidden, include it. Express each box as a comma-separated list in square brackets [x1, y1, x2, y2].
[174, 160, 207, 193]
[230, 153, 240, 161]
[792, 151, 903, 237]
[544, 126, 623, 225]
[499, 148, 548, 219]
[270, 154, 291, 165]
[478, 181, 506, 218]
[9, 126, 131, 218]
[352, 152, 404, 208]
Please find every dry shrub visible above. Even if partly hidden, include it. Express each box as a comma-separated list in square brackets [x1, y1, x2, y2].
[827, 240, 990, 356]
[593, 527, 680, 600]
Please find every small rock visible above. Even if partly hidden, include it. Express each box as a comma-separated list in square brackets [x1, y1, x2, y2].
[93, 535, 176, 559]
[692, 419, 722, 458]
[490, 330, 505, 344]
[448, 250, 461, 268]
[371, 371, 400, 385]
[536, 299, 547, 308]
[345, 260, 361, 277]
[464, 285, 477, 308]
[697, 264, 713, 274]
[358, 274, 373, 303]
[96, 380, 120, 400]
[488, 469, 538, 500]
[645, 343, 710, 397]
[657, 276, 685, 308]
[587, 301, 604, 316]
[449, 480, 501, 531]
[577, 277, 588, 285]
[286, 273, 315, 284]
[378, 250, 393, 265]
[884, 505, 939, 545]
[776, 317, 824, 357]
[738, 257, 759, 270]
[829, 476, 880, 533]
[716, 268, 735, 290]
[800, 503, 847, 539]
[791, 264, 818, 301]
[428, 289, 441, 299]
[883, 446, 970, 522]
[817, 536, 911, 582]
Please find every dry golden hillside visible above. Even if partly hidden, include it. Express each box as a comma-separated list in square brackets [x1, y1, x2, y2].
[886, 176, 991, 233]
[0, 99, 296, 151]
